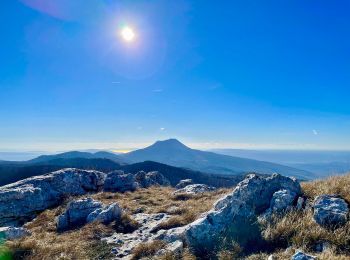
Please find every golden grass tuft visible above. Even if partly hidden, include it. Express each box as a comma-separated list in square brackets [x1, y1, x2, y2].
[131, 240, 166, 260]
[302, 174, 350, 202]
[261, 209, 350, 252]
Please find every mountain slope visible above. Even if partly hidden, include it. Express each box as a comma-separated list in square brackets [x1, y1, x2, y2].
[123, 139, 312, 179]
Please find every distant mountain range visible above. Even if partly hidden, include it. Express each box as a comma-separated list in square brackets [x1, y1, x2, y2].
[0, 139, 318, 185]
[121, 139, 312, 180]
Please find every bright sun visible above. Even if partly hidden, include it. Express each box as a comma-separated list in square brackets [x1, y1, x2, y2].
[120, 26, 136, 42]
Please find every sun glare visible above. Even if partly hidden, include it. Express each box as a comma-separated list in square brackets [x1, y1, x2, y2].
[120, 26, 136, 42]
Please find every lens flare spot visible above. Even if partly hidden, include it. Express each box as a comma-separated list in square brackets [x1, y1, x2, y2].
[120, 26, 136, 42]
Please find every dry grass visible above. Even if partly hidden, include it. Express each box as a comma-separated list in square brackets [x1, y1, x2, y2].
[246, 249, 350, 260]
[261, 209, 350, 252]
[3, 186, 231, 259]
[157, 248, 197, 260]
[131, 240, 166, 259]
[302, 174, 350, 202]
[217, 241, 242, 260]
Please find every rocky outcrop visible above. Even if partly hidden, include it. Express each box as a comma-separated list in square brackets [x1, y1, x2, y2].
[0, 168, 105, 226]
[313, 194, 348, 228]
[135, 171, 170, 188]
[159, 173, 301, 254]
[291, 251, 316, 260]
[175, 179, 193, 189]
[0, 226, 31, 240]
[103, 172, 139, 192]
[57, 198, 103, 230]
[173, 184, 216, 195]
[57, 198, 121, 231]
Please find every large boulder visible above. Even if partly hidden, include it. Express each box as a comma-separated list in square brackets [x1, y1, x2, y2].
[57, 198, 122, 231]
[103, 172, 139, 192]
[135, 171, 170, 188]
[173, 184, 216, 195]
[159, 173, 301, 254]
[57, 198, 103, 231]
[313, 194, 348, 228]
[0, 168, 105, 226]
[175, 179, 194, 189]
[0, 226, 31, 240]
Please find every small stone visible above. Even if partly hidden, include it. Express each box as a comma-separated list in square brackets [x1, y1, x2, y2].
[291, 250, 316, 260]
[173, 184, 216, 195]
[175, 179, 194, 189]
[297, 197, 305, 210]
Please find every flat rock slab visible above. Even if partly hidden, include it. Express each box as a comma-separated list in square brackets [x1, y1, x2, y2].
[103, 213, 170, 259]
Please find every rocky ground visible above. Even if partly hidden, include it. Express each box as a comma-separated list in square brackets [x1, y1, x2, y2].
[0, 168, 350, 259]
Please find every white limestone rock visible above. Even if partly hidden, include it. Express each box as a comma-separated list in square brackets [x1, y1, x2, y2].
[57, 198, 103, 231]
[313, 194, 348, 228]
[0, 168, 105, 226]
[103, 172, 139, 192]
[291, 250, 316, 260]
[87, 203, 122, 224]
[0, 226, 31, 240]
[160, 173, 301, 254]
[135, 171, 170, 188]
[270, 189, 297, 212]
[175, 179, 194, 189]
[173, 184, 216, 195]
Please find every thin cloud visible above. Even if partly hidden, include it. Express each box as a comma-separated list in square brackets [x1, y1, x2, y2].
[313, 130, 318, 135]
[160, 127, 165, 131]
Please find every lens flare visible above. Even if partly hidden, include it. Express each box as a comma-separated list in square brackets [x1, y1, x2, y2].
[120, 26, 135, 42]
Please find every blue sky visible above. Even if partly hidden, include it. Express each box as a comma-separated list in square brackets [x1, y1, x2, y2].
[1, 0, 350, 151]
